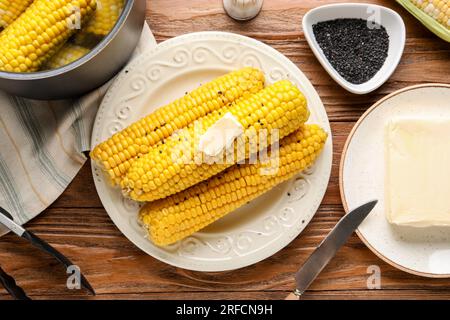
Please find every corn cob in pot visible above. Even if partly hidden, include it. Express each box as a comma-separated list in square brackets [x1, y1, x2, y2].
[0, 0, 33, 28]
[44, 43, 90, 69]
[140, 124, 327, 246]
[91, 67, 265, 185]
[0, 0, 97, 72]
[74, 0, 125, 45]
[122, 80, 310, 202]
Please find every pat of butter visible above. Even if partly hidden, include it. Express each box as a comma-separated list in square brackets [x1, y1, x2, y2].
[198, 112, 244, 157]
[385, 119, 450, 227]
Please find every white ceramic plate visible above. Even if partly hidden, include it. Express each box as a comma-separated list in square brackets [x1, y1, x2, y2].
[303, 3, 405, 94]
[91, 32, 332, 271]
[340, 84, 450, 277]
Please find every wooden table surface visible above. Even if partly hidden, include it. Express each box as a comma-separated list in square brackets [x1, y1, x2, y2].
[1, 0, 450, 300]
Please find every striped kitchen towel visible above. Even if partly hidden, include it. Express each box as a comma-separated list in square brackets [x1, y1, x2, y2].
[0, 24, 157, 235]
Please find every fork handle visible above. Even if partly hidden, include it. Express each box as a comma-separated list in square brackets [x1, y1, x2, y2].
[0, 266, 30, 300]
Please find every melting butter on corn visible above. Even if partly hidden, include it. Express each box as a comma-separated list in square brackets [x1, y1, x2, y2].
[91, 67, 265, 186]
[198, 112, 244, 157]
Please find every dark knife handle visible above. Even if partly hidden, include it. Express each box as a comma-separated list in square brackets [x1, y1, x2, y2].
[22, 231, 95, 296]
[0, 266, 30, 300]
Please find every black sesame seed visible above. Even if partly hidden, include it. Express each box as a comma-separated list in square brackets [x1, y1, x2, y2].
[312, 18, 389, 84]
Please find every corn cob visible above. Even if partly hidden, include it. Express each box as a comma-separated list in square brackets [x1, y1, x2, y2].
[0, 0, 97, 72]
[74, 0, 124, 44]
[0, 0, 34, 28]
[397, 0, 450, 42]
[140, 124, 327, 246]
[91, 67, 265, 185]
[122, 80, 310, 202]
[44, 43, 90, 69]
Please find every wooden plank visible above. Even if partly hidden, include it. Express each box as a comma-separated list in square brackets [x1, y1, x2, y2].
[2, 290, 450, 300]
[1, 206, 450, 299]
[147, 0, 450, 122]
[1, 0, 449, 300]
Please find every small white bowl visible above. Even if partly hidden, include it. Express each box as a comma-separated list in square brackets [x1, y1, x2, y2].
[302, 3, 406, 94]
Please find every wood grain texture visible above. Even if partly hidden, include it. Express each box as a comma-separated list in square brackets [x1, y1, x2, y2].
[1, 0, 449, 300]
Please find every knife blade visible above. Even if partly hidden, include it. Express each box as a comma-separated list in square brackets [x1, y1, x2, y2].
[0, 207, 95, 296]
[287, 200, 377, 300]
[0, 265, 30, 300]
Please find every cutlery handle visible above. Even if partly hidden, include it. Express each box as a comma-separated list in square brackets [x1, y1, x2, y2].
[22, 231, 96, 296]
[285, 292, 300, 300]
[0, 266, 30, 300]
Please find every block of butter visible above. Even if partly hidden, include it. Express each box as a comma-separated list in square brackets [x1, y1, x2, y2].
[385, 118, 450, 227]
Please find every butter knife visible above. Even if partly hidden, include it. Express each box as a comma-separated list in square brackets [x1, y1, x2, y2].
[286, 200, 378, 300]
[0, 206, 95, 296]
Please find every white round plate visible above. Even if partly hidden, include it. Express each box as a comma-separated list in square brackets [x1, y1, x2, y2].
[340, 84, 450, 278]
[91, 31, 332, 271]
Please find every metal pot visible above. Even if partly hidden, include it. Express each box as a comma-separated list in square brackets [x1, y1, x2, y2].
[0, 0, 146, 100]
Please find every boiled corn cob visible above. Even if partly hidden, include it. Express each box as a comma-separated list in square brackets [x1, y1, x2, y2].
[0, 0, 97, 72]
[0, 0, 34, 28]
[74, 0, 124, 44]
[91, 67, 265, 185]
[122, 80, 310, 202]
[140, 124, 327, 246]
[85, 0, 124, 35]
[44, 43, 90, 69]
[397, 0, 450, 42]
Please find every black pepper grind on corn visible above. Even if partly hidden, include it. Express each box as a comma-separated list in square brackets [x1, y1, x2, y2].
[312, 18, 389, 85]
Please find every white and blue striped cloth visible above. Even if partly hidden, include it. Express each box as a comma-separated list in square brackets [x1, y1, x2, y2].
[0, 24, 156, 234]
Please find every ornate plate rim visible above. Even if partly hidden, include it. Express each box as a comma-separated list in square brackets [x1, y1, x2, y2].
[340, 83, 450, 278]
[91, 31, 332, 271]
